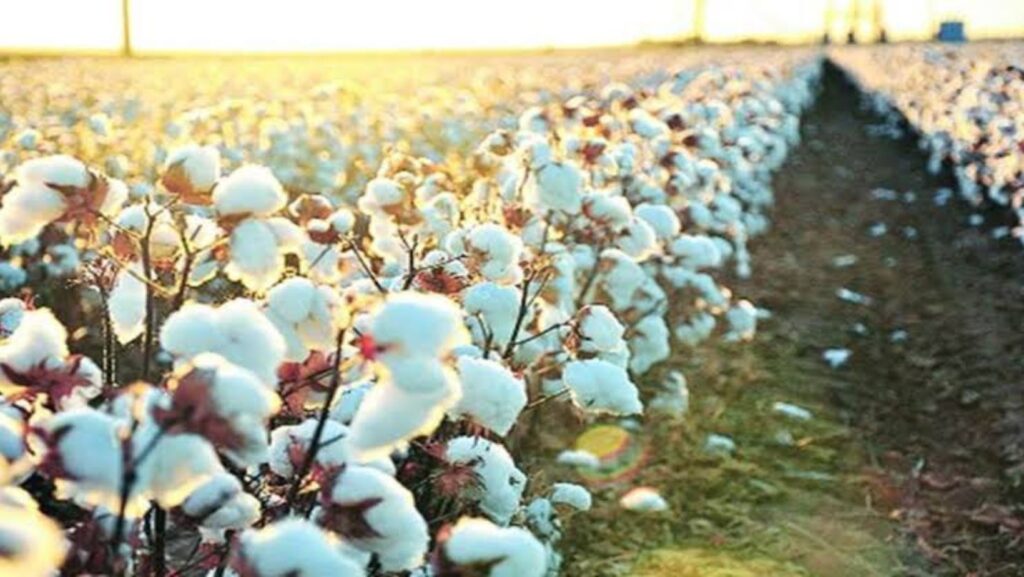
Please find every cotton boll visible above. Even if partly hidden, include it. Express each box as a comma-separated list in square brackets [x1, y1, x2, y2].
[617, 217, 658, 261]
[136, 427, 224, 509]
[440, 517, 547, 577]
[268, 418, 351, 480]
[451, 356, 526, 436]
[724, 300, 758, 342]
[232, 518, 365, 576]
[649, 370, 689, 417]
[595, 249, 645, 311]
[577, 305, 625, 353]
[225, 218, 287, 293]
[628, 315, 670, 375]
[619, 487, 668, 512]
[669, 235, 723, 270]
[529, 161, 583, 215]
[108, 265, 147, 344]
[562, 359, 642, 416]
[213, 165, 287, 218]
[161, 353, 280, 466]
[328, 381, 372, 425]
[369, 291, 468, 359]
[159, 303, 225, 360]
[347, 382, 451, 461]
[555, 449, 599, 469]
[465, 224, 523, 283]
[35, 408, 127, 513]
[445, 437, 526, 526]
[634, 203, 680, 240]
[0, 298, 27, 338]
[0, 503, 67, 577]
[0, 181, 65, 246]
[674, 312, 716, 346]
[162, 144, 221, 200]
[265, 277, 347, 362]
[582, 194, 632, 229]
[181, 472, 259, 531]
[0, 308, 69, 390]
[0, 412, 28, 483]
[463, 282, 521, 347]
[160, 299, 286, 387]
[550, 483, 591, 512]
[318, 464, 428, 572]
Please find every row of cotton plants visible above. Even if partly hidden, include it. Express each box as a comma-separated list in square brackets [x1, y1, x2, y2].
[0, 52, 721, 292]
[0, 51, 820, 577]
[831, 44, 1024, 238]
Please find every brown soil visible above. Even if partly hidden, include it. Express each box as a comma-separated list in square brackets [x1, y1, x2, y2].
[762, 61, 1024, 575]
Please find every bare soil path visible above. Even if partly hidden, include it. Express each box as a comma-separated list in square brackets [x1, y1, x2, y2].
[556, 61, 1024, 576]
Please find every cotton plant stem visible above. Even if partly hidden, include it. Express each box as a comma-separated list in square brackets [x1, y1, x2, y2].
[285, 330, 346, 516]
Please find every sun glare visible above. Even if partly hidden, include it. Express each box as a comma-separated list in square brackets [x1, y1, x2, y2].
[1, 0, 1023, 53]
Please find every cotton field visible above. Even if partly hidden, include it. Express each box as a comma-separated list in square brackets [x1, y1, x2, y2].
[832, 44, 1024, 238]
[0, 50, 822, 576]
[5, 30, 1024, 577]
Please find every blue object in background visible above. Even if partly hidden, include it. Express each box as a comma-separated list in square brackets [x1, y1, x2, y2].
[937, 21, 967, 42]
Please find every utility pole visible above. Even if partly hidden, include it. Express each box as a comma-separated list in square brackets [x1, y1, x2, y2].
[693, 0, 705, 44]
[122, 0, 132, 57]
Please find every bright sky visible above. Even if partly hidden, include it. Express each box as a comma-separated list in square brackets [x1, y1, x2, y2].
[1, 0, 1022, 52]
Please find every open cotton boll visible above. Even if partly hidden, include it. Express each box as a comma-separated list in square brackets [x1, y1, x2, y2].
[634, 203, 681, 240]
[162, 144, 221, 199]
[674, 311, 717, 346]
[369, 291, 468, 359]
[596, 249, 646, 311]
[160, 299, 286, 387]
[212, 165, 287, 218]
[328, 381, 372, 425]
[358, 177, 405, 217]
[619, 487, 668, 512]
[446, 437, 526, 526]
[441, 517, 547, 577]
[582, 194, 632, 229]
[181, 472, 260, 531]
[724, 300, 758, 342]
[225, 218, 288, 293]
[550, 483, 592, 511]
[268, 418, 352, 479]
[233, 518, 365, 577]
[107, 265, 146, 344]
[563, 359, 642, 416]
[617, 217, 658, 261]
[529, 161, 583, 215]
[382, 355, 460, 396]
[628, 315, 671, 375]
[577, 305, 625, 353]
[0, 181, 66, 246]
[451, 356, 526, 436]
[464, 223, 523, 283]
[463, 282, 521, 347]
[318, 465, 428, 572]
[265, 277, 347, 361]
[347, 381, 452, 461]
[649, 370, 689, 417]
[160, 353, 280, 466]
[36, 408, 128, 513]
[0, 503, 67, 577]
[0, 298, 27, 338]
[555, 449, 599, 469]
[18, 155, 90, 188]
[0, 308, 69, 390]
[135, 427, 224, 509]
[670, 235, 723, 270]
